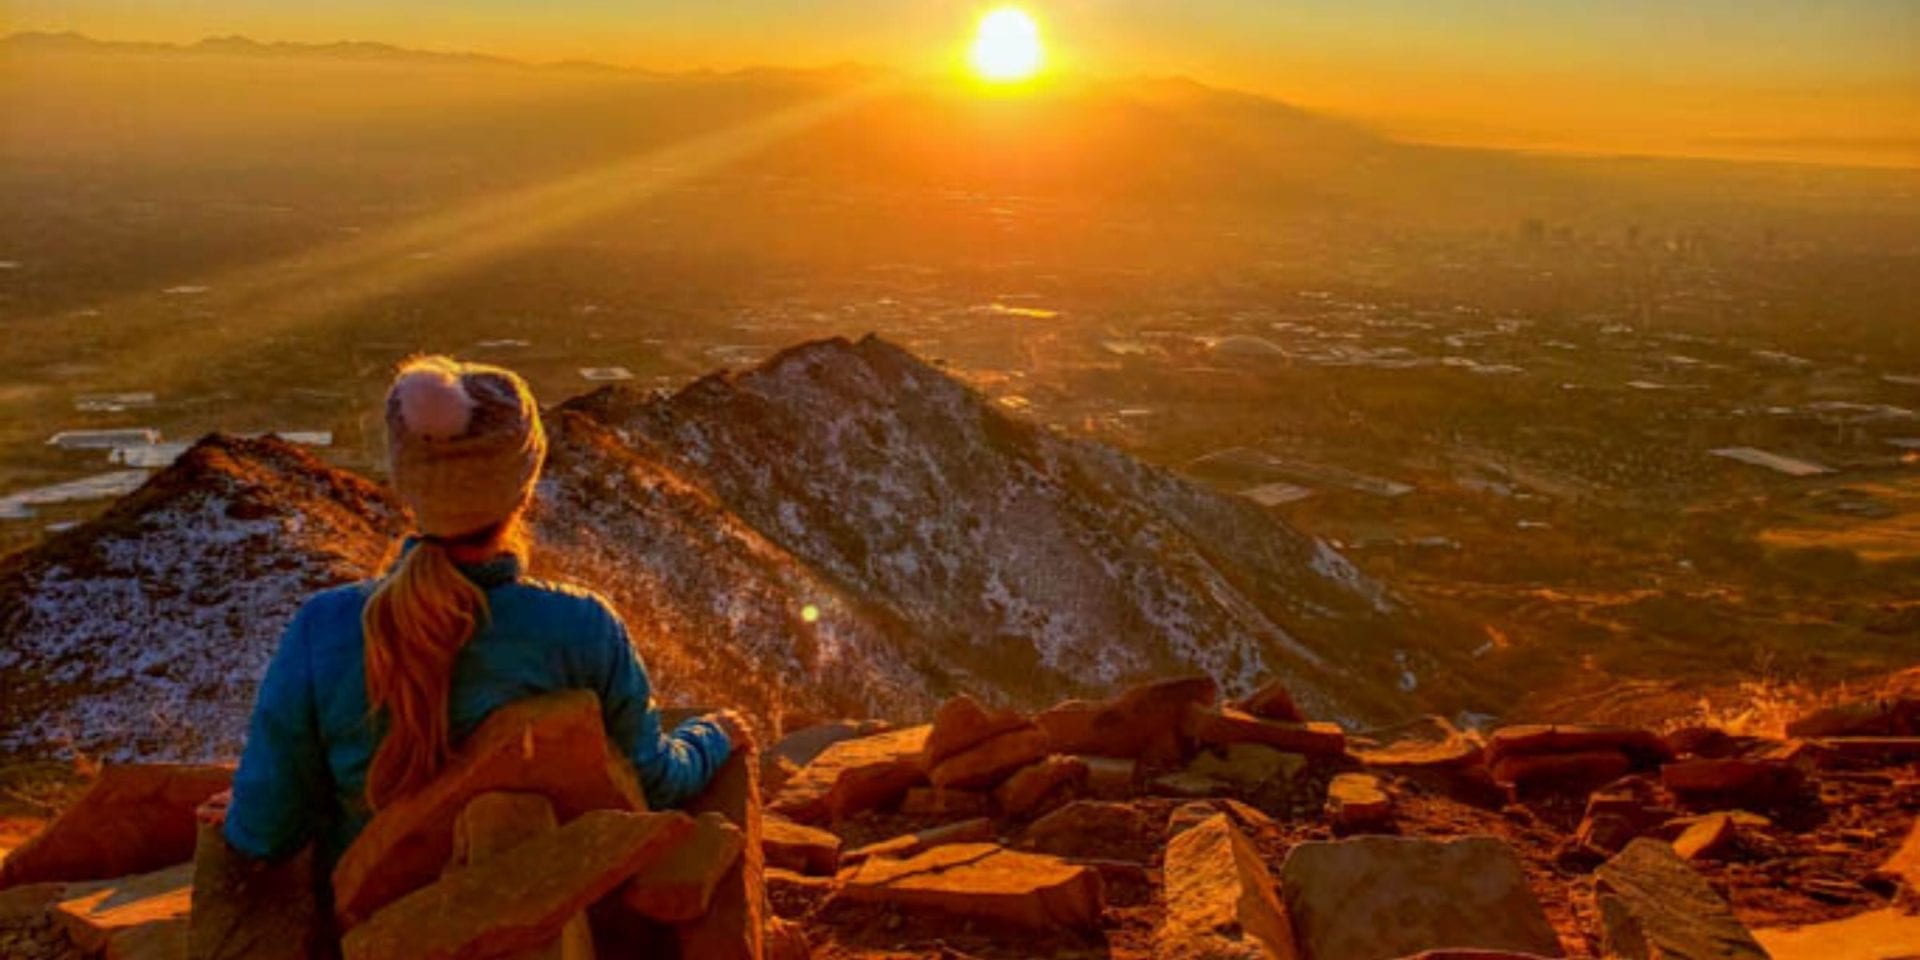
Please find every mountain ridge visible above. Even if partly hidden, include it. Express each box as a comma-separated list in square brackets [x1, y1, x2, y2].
[0, 336, 1487, 762]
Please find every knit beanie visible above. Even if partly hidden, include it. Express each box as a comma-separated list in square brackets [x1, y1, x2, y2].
[384, 356, 547, 539]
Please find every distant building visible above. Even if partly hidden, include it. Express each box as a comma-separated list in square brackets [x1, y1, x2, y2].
[47, 428, 162, 450]
[1709, 447, 1835, 477]
[580, 367, 636, 382]
[1208, 335, 1286, 359]
[1240, 482, 1313, 507]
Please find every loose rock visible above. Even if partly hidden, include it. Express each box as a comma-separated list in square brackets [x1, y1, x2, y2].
[1278, 836, 1564, 960]
[1157, 813, 1293, 960]
[836, 842, 1104, 931]
[770, 725, 930, 825]
[1594, 838, 1768, 960]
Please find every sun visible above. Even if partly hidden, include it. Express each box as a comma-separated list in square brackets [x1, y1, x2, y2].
[968, 7, 1045, 84]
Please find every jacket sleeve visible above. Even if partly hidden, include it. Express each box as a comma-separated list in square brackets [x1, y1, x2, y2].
[224, 600, 331, 861]
[593, 607, 732, 810]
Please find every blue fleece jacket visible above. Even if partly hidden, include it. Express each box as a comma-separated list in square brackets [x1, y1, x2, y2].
[223, 549, 731, 864]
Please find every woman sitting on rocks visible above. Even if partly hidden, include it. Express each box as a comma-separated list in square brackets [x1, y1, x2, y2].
[223, 355, 750, 867]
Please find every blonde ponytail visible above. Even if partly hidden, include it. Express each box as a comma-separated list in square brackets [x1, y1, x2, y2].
[361, 523, 524, 809]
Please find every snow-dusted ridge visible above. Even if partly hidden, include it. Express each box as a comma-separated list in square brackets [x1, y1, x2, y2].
[1, 336, 1484, 761]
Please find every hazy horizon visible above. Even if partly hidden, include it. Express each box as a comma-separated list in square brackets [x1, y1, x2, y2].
[7, 0, 1919, 170]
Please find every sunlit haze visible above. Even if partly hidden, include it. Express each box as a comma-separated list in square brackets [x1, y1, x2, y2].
[7, 0, 1919, 166]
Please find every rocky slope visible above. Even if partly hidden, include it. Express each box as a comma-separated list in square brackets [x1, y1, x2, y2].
[1, 673, 1916, 960]
[0, 335, 1479, 761]
[0, 436, 403, 760]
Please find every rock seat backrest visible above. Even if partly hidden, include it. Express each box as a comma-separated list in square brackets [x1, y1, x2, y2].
[330, 690, 648, 929]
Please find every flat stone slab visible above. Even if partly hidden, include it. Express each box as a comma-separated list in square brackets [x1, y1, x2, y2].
[1594, 838, 1767, 960]
[1327, 773, 1393, 830]
[994, 755, 1089, 816]
[924, 695, 1031, 769]
[1485, 725, 1671, 767]
[0, 764, 231, 889]
[52, 861, 194, 960]
[928, 725, 1051, 791]
[762, 817, 842, 876]
[331, 690, 647, 929]
[1157, 813, 1293, 960]
[770, 725, 930, 824]
[1036, 676, 1218, 762]
[844, 818, 995, 867]
[1278, 836, 1564, 960]
[340, 810, 692, 960]
[1754, 908, 1920, 960]
[1185, 706, 1347, 757]
[621, 811, 744, 923]
[837, 842, 1104, 931]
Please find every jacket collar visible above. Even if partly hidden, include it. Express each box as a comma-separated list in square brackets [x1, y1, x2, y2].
[393, 536, 523, 589]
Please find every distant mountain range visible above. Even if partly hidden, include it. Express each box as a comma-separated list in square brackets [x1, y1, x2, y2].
[0, 337, 1487, 761]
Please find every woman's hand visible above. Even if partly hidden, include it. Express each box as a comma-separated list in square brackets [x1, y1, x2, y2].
[707, 709, 758, 753]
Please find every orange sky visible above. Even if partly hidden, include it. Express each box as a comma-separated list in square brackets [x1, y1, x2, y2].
[8, 0, 1919, 167]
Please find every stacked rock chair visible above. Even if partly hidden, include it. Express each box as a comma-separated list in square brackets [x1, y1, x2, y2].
[188, 690, 768, 960]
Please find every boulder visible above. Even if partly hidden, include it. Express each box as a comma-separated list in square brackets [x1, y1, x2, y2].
[1326, 773, 1393, 832]
[1036, 676, 1219, 762]
[52, 862, 194, 960]
[1807, 737, 1920, 765]
[924, 695, 1030, 768]
[843, 818, 996, 867]
[1080, 756, 1139, 799]
[769, 725, 929, 825]
[1157, 813, 1293, 960]
[330, 691, 647, 929]
[673, 750, 767, 960]
[898, 787, 990, 818]
[1660, 759, 1803, 807]
[1185, 706, 1347, 757]
[1485, 725, 1671, 769]
[1594, 838, 1767, 960]
[927, 725, 1052, 791]
[340, 810, 692, 960]
[0, 764, 232, 889]
[761, 817, 841, 876]
[621, 812, 745, 923]
[1662, 727, 1741, 760]
[994, 756, 1089, 817]
[770, 720, 888, 769]
[1188, 744, 1307, 790]
[188, 822, 324, 960]
[1490, 750, 1632, 795]
[1670, 814, 1736, 862]
[1235, 679, 1306, 723]
[836, 842, 1104, 931]
[1020, 801, 1156, 862]
[1277, 836, 1564, 960]
[1786, 697, 1920, 738]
